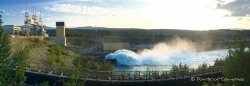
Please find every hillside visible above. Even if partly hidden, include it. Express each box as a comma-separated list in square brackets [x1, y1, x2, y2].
[10, 37, 77, 67]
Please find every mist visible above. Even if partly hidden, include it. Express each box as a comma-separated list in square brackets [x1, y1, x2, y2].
[105, 36, 209, 66]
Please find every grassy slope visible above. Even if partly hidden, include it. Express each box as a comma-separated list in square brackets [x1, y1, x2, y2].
[10, 37, 77, 67]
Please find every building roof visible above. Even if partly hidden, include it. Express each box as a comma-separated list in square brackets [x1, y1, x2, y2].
[102, 39, 129, 43]
[56, 22, 65, 26]
[4, 25, 13, 30]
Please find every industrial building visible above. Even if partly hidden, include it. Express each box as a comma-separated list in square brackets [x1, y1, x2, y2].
[24, 2, 48, 37]
[102, 39, 129, 51]
[56, 22, 65, 37]
[47, 22, 67, 46]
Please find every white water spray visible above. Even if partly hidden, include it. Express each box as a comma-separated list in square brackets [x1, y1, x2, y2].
[105, 37, 228, 67]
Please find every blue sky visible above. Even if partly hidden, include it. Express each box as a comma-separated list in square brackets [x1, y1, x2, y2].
[1, 0, 250, 30]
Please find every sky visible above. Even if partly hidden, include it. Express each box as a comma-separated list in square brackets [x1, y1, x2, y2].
[1, 0, 250, 30]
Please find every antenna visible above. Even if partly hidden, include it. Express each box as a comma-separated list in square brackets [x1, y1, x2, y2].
[39, 10, 42, 23]
[25, 2, 30, 36]
[32, 7, 37, 22]
[25, 2, 29, 19]
[33, 7, 34, 14]
[40, 10, 42, 18]
[35, 7, 36, 15]
[26, 2, 27, 12]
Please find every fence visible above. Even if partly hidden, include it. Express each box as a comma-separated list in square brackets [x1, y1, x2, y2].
[24, 61, 224, 83]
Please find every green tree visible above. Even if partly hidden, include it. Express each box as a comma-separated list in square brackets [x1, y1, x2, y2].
[0, 14, 29, 85]
[0, 13, 10, 62]
[223, 36, 250, 86]
[213, 59, 224, 67]
[0, 11, 13, 85]
[11, 46, 32, 85]
[61, 47, 88, 86]
[169, 63, 189, 76]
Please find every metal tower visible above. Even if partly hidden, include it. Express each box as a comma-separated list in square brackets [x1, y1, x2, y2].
[23, 2, 48, 37]
[39, 10, 46, 37]
[24, 2, 30, 36]
[32, 7, 38, 36]
[39, 10, 42, 23]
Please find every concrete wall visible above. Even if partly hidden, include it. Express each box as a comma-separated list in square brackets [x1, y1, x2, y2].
[56, 26, 65, 37]
[103, 42, 129, 50]
[47, 37, 66, 46]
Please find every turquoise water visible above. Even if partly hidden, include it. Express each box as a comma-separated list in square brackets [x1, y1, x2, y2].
[105, 49, 228, 71]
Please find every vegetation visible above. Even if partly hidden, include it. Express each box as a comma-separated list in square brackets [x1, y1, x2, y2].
[0, 14, 29, 85]
[47, 28, 248, 38]
[0, 14, 13, 85]
[223, 36, 250, 86]
[35, 81, 50, 86]
[202, 82, 222, 86]
[46, 44, 69, 66]
[85, 60, 115, 71]
[75, 55, 115, 71]
[169, 63, 189, 76]
[213, 58, 224, 67]
[60, 47, 88, 86]
[11, 46, 31, 85]
[96, 61, 115, 71]
[32, 38, 50, 46]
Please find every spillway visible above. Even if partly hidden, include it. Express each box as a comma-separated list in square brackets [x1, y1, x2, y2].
[105, 49, 228, 71]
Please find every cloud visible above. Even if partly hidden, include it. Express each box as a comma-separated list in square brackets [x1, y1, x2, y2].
[216, 0, 236, 4]
[40, 0, 250, 29]
[246, 14, 250, 17]
[35, 11, 44, 17]
[237, 18, 242, 21]
[72, 0, 101, 2]
[21, 10, 44, 17]
[21, 10, 29, 13]
[44, 4, 121, 17]
[3, 10, 17, 16]
[217, 0, 250, 16]
[71, 0, 109, 6]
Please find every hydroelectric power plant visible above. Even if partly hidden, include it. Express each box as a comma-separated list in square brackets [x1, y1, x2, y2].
[1, 1, 249, 86]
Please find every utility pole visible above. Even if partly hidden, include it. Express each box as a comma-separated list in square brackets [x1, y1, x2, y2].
[152, 29, 154, 44]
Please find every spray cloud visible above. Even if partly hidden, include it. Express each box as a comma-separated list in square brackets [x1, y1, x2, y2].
[105, 36, 202, 65]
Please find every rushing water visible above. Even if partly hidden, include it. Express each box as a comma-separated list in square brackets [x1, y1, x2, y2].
[105, 49, 228, 71]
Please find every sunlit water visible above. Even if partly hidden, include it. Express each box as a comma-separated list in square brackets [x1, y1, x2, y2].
[105, 49, 228, 71]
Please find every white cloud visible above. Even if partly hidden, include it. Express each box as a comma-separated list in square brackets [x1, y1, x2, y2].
[246, 14, 250, 17]
[44, 4, 122, 17]
[36, 11, 44, 17]
[217, 0, 236, 5]
[21, 10, 44, 17]
[41, 0, 250, 29]
[72, 0, 100, 2]
[70, 0, 108, 6]
[3, 10, 17, 16]
[21, 10, 28, 13]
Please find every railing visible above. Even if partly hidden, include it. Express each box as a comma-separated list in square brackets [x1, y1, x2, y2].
[24, 61, 224, 82]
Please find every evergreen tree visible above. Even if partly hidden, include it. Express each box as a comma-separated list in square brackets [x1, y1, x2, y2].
[0, 12, 27, 85]
[61, 47, 88, 86]
[0, 11, 12, 85]
[223, 36, 250, 86]
[0, 11, 10, 62]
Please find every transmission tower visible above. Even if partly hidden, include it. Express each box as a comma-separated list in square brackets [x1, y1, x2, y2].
[24, 2, 30, 36]
[32, 7, 38, 36]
